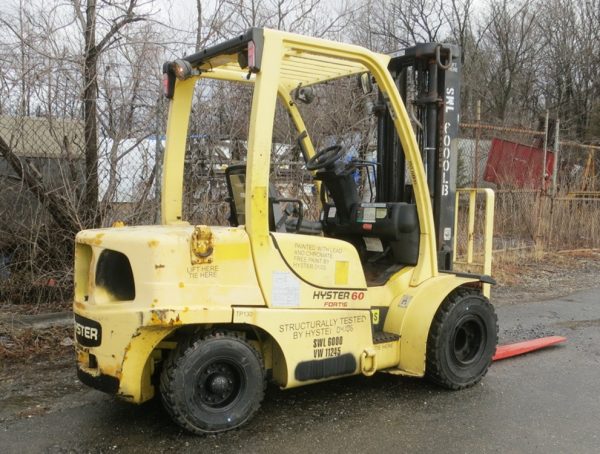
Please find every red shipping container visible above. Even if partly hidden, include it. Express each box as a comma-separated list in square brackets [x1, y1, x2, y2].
[483, 138, 554, 190]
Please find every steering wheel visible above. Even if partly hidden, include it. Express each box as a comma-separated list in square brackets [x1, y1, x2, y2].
[306, 145, 344, 171]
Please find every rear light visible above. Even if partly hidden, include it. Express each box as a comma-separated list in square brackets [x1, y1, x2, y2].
[162, 73, 170, 97]
[248, 41, 256, 69]
[172, 59, 194, 80]
[162, 62, 176, 99]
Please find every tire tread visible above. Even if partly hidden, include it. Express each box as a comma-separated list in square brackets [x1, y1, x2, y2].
[426, 288, 498, 390]
[159, 330, 266, 434]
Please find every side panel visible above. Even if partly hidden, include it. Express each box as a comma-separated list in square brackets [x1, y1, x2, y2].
[75, 225, 263, 403]
[233, 307, 373, 388]
[76, 226, 265, 309]
[271, 232, 366, 289]
[383, 275, 480, 376]
[267, 235, 370, 310]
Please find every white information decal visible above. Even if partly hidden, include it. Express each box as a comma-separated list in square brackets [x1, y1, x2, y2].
[399, 295, 413, 308]
[443, 227, 452, 241]
[363, 237, 384, 252]
[271, 271, 300, 307]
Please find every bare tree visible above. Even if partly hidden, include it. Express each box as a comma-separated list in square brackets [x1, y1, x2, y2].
[444, 0, 474, 51]
[476, 0, 539, 121]
[537, 0, 600, 139]
[71, 0, 148, 224]
[0, 0, 157, 301]
[349, 0, 452, 52]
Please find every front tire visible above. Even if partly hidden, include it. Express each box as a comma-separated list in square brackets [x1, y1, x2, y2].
[426, 288, 498, 390]
[160, 331, 265, 434]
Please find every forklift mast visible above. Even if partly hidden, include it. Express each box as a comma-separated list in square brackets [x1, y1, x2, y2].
[376, 43, 461, 271]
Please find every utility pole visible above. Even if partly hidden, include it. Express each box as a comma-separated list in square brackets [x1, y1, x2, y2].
[552, 119, 560, 196]
[541, 110, 549, 192]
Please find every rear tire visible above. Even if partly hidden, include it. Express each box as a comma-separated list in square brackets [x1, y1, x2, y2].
[426, 288, 498, 390]
[160, 331, 265, 434]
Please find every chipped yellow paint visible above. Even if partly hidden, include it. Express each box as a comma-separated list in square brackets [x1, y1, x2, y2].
[91, 233, 104, 246]
[99, 363, 122, 381]
[149, 312, 161, 325]
[150, 310, 183, 326]
[148, 240, 159, 248]
[76, 349, 89, 365]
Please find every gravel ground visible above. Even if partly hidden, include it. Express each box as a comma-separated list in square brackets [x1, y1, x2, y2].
[492, 249, 600, 305]
[1, 250, 598, 429]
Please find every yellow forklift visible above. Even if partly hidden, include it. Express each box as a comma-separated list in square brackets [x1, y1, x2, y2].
[73, 28, 497, 434]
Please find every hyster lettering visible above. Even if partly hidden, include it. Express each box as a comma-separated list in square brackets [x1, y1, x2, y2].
[74, 315, 102, 347]
[313, 290, 365, 300]
[313, 290, 350, 300]
[76, 322, 99, 341]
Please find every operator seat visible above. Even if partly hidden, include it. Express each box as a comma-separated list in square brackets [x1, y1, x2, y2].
[224, 164, 322, 234]
[307, 146, 420, 270]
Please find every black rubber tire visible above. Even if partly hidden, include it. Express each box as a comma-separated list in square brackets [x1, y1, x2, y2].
[160, 331, 265, 434]
[426, 288, 498, 390]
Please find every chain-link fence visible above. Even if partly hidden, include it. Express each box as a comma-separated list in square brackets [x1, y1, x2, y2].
[0, 112, 163, 303]
[2, 101, 599, 304]
[457, 122, 545, 252]
[456, 121, 600, 257]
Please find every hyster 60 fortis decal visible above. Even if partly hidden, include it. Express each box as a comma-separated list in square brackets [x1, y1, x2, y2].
[312, 290, 365, 308]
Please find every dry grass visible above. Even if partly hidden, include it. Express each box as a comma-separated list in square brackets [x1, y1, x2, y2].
[0, 325, 73, 364]
[492, 248, 600, 298]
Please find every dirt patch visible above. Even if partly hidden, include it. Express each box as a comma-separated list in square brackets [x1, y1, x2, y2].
[492, 249, 600, 305]
[0, 324, 102, 425]
[0, 299, 71, 315]
[0, 352, 106, 425]
[0, 325, 73, 364]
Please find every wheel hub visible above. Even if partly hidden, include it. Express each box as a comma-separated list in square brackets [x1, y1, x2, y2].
[197, 361, 240, 408]
[452, 317, 485, 365]
[208, 375, 231, 395]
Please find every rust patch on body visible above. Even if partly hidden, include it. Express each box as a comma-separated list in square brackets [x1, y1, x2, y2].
[150, 310, 183, 326]
[76, 350, 89, 365]
[191, 225, 214, 264]
[100, 364, 122, 380]
[148, 240, 159, 248]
